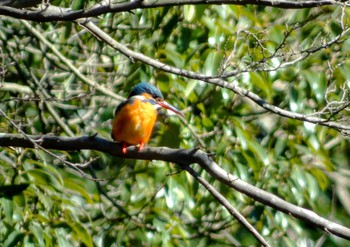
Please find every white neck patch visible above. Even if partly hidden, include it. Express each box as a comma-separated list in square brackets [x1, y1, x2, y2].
[130, 95, 146, 101]
[129, 95, 161, 109]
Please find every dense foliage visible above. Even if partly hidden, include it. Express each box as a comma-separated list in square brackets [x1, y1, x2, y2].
[0, 1, 350, 246]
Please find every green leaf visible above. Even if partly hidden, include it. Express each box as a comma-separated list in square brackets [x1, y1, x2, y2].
[69, 222, 94, 247]
[268, 25, 285, 44]
[29, 222, 45, 247]
[202, 117, 213, 128]
[1, 197, 13, 224]
[25, 168, 63, 192]
[250, 72, 272, 100]
[184, 5, 196, 22]
[203, 50, 224, 76]
[309, 168, 329, 191]
[302, 70, 326, 103]
[4, 230, 24, 247]
[330, 21, 342, 36]
[184, 80, 198, 98]
[63, 179, 93, 204]
[274, 135, 287, 157]
[159, 46, 184, 68]
[289, 86, 301, 112]
[55, 228, 72, 247]
[70, 0, 84, 10]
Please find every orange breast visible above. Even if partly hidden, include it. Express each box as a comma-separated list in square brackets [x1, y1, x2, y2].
[112, 98, 157, 146]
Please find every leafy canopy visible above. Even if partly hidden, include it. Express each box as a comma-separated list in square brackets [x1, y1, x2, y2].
[0, 1, 350, 246]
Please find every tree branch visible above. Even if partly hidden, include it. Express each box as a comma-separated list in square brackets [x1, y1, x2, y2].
[20, 19, 124, 102]
[182, 164, 270, 246]
[79, 19, 350, 134]
[0, 133, 350, 240]
[0, 0, 346, 22]
[179, 164, 270, 246]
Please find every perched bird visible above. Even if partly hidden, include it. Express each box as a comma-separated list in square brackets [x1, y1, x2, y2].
[111, 82, 183, 154]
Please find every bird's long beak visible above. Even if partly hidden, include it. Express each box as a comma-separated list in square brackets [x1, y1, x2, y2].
[157, 100, 184, 116]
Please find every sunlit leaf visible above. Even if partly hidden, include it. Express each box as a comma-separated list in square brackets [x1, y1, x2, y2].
[25, 168, 63, 192]
[1, 197, 13, 224]
[63, 178, 94, 204]
[4, 230, 24, 247]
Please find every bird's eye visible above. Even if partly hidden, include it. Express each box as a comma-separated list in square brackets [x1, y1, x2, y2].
[155, 97, 162, 102]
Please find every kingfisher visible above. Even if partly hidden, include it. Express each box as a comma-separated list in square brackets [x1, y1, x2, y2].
[111, 82, 183, 154]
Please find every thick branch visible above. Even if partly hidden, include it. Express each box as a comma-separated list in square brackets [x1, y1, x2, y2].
[0, 0, 346, 22]
[1, 133, 350, 240]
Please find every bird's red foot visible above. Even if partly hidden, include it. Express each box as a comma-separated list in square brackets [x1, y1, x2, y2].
[122, 143, 127, 154]
[121, 142, 144, 154]
[138, 142, 145, 151]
